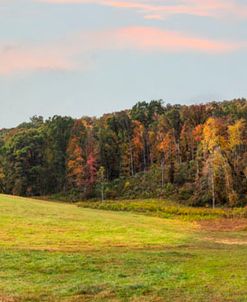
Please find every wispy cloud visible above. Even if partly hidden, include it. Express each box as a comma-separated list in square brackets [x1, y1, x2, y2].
[38, 0, 247, 20]
[0, 43, 75, 75]
[0, 26, 243, 75]
[107, 26, 240, 53]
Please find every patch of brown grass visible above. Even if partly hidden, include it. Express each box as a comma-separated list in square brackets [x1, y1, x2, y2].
[198, 218, 247, 232]
[0, 296, 16, 302]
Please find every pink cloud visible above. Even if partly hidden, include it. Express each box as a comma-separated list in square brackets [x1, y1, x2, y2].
[0, 44, 75, 75]
[1, 26, 243, 75]
[144, 15, 164, 20]
[110, 26, 239, 53]
[76, 26, 242, 54]
[38, 0, 247, 20]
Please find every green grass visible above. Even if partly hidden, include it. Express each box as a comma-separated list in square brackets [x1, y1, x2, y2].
[0, 195, 247, 301]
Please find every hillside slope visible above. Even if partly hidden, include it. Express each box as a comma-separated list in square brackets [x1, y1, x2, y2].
[0, 194, 247, 301]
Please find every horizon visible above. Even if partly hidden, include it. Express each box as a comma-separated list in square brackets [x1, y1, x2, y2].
[1, 97, 245, 129]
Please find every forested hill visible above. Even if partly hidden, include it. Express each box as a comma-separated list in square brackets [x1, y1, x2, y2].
[0, 99, 246, 207]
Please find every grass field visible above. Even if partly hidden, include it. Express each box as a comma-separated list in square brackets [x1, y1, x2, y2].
[0, 195, 247, 301]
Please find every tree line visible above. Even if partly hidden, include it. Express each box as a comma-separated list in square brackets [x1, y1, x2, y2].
[0, 99, 246, 207]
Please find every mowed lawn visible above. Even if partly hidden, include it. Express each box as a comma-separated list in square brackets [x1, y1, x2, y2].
[0, 195, 247, 302]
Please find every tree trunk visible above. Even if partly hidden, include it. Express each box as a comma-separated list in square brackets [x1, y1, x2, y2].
[101, 182, 104, 201]
[161, 158, 165, 187]
[129, 141, 134, 176]
[211, 164, 216, 209]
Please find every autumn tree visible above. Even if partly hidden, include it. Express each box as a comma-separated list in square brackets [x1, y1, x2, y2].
[158, 129, 177, 184]
[66, 118, 98, 197]
[0, 99, 246, 204]
[200, 117, 237, 207]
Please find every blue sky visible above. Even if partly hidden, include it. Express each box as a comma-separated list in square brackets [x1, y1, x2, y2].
[0, 0, 247, 128]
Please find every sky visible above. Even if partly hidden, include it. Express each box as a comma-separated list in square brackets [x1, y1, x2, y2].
[0, 0, 247, 128]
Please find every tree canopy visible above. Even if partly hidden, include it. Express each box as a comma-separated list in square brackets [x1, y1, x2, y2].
[0, 99, 246, 206]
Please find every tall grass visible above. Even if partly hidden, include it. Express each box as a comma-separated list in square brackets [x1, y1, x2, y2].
[78, 199, 247, 220]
